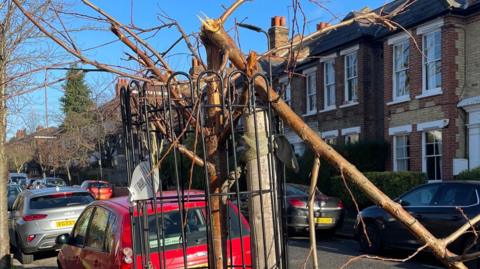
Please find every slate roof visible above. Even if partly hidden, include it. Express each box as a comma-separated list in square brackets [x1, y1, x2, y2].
[283, 0, 480, 72]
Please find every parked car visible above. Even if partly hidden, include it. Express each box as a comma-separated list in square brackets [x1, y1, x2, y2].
[7, 184, 22, 211]
[30, 179, 45, 189]
[355, 181, 480, 255]
[80, 180, 113, 200]
[44, 177, 67, 187]
[286, 183, 344, 234]
[9, 187, 94, 264]
[9, 173, 28, 185]
[56, 190, 251, 269]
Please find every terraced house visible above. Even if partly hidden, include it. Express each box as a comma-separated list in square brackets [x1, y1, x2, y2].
[272, 0, 480, 180]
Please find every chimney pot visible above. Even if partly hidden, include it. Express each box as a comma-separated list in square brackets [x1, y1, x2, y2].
[316, 22, 330, 31]
[280, 16, 286, 27]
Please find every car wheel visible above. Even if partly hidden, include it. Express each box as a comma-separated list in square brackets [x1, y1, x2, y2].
[358, 223, 382, 254]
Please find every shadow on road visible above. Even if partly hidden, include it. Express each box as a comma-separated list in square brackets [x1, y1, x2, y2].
[12, 251, 57, 269]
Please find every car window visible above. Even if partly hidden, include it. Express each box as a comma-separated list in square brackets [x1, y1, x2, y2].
[85, 207, 110, 251]
[30, 192, 93, 209]
[104, 211, 117, 253]
[400, 184, 440, 206]
[72, 207, 94, 246]
[286, 185, 307, 196]
[7, 187, 20, 197]
[433, 184, 478, 206]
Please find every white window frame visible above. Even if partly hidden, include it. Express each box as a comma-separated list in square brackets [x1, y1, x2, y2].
[304, 67, 317, 115]
[321, 129, 339, 145]
[422, 129, 443, 181]
[279, 77, 291, 106]
[392, 39, 410, 102]
[393, 135, 410, 172]
[419, 28, 442, 97]
[344, 52, 358, 104]
[341, 126, 360, 144]
[323, 59, 336, 110]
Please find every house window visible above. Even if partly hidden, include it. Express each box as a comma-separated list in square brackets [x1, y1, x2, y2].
[324, 60, 335, 109]
[325, 137, 337, 145]
[344, 133, 359, 144]
[305, 71, 317, 114]
[394, 135, 410, 171]
[424, 130, 442, 180]
[393, 40, 410, 100]
[344, 53, 358, 103]
[423, 30, 441, 92]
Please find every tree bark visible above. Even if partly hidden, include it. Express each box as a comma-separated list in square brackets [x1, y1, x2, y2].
[244, 110, 278, 269]
[308, 157, 320, 269]
[0, 22, 10, 268]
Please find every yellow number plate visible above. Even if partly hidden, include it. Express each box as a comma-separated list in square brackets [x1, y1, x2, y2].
[315, 217, 333, 224]
[55, 219, 76, 228]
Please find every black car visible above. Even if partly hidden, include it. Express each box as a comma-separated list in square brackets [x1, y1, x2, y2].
[355, 181, 480, 254]
[286, 183, 344, 233]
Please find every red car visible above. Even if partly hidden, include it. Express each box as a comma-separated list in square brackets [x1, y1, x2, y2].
[80, 180, 113, 200]
[56, 190, 251, 269]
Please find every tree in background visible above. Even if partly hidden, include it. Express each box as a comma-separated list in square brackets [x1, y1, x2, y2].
[61, 68, 93, 116]
[5, 138, 33, 173]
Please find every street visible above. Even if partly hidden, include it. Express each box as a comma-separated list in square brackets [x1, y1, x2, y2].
[13, 235, 446, 269]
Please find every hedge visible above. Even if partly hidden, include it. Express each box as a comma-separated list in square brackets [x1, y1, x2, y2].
[328, 171, 427, 209]
[456, 167, 480, 180]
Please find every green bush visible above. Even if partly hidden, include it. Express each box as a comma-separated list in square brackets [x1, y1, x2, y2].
[456, 167, 480, 180]
[328, 171, 427, 209]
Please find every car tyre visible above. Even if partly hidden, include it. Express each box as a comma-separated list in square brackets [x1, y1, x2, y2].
[358, 223, 382, 254]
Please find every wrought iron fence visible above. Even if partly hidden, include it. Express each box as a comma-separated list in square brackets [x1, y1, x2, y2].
[119, 70, 289, 269]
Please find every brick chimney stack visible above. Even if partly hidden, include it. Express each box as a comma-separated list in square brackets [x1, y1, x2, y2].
[268, 16, 288, 53]
[15, 129, 26, 139]
[316, 22, 330, 31]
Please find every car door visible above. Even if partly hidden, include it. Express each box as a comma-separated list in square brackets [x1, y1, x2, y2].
[9, 195, 23, 247]
[383, 183, 441, 248]
[81, 206, 116, 269]
[60, 207, 94, 268]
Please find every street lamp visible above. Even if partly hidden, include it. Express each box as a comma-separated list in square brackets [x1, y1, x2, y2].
[236, 22, 272, 86]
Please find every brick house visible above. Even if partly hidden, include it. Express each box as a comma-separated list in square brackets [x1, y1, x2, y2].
[270, 0, 480, 180]
[269, 14, 385, 154]
[381, 0, 480, 180]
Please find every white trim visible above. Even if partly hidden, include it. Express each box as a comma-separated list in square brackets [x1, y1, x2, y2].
[387, 97, 411, 106]
[458, 96, 480, 108]
[321, 130, 339, 139]
[387, 32, 410, 45]
[323, 59, 336, 110]
[302, 111, 317, 117]
[392, 134, 410, 172]
[416, 88, 443, 99]
[339, 101, 359, 108]
[421, 29, 442, 93]
[416, 18, 444, 35]
[319, 53, 337, 63]
[341, 126, 360, 135]
[319, 106, 336, 113]
[388, 124, 412, 136]
[340, 44, 359, 56]
[344, 52, 358, 104]
[417, 119, 449, 131]
[302, 66, 317, 75]
[392, 40, 410, 102]
[421, 129, 443, 181]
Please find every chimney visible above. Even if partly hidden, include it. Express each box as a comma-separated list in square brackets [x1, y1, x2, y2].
[316, 22, 330, 31]
[15, 129, 26, 139]
[268, 16, 289, 53]
[115, 78, 129, 97]
[189, 57, 204, 77]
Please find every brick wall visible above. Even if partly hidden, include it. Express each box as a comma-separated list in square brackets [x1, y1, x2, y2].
[383, 16, 465, 179]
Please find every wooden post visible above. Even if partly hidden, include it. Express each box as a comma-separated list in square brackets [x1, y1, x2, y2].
[308, 157, 320, 269]
[244, 109, 277, 269]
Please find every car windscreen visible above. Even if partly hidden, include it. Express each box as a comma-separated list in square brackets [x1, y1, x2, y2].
[10, 176, 25, 183]
[89, 182, 110, 188]
[30, 192, 94, 209]
[46, 178, 66, 186]
[134, 205, 248, 252]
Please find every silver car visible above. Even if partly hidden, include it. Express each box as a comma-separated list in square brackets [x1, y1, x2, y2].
[9, 187, 94, 264]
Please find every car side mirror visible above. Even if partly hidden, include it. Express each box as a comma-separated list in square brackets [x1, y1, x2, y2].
[397, 199, 410, 207]
[56, 234, 71, 245]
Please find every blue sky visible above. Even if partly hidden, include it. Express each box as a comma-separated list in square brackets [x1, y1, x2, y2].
[9, 0, 387, 138]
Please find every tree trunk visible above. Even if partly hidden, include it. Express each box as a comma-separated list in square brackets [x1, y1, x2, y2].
[244, 109, 277, 269]
[65, 162, 72, 185]
[308, 157, 320, 269]
[0, 23, 11, 268]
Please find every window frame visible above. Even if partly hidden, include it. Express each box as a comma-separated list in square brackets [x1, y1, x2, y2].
[280, 79, 291, 106]
[71, 206, 95, 247]
[422, 29, 442, 94]
[422, 129, 443, 181]
[344, 52, 358, 104]
[84, 206, 111, 252]
[393, 134, 410, 172]
[304, 68, 317, 115]
[392, 40, 410, 101]
[323, 59, 336, 110]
